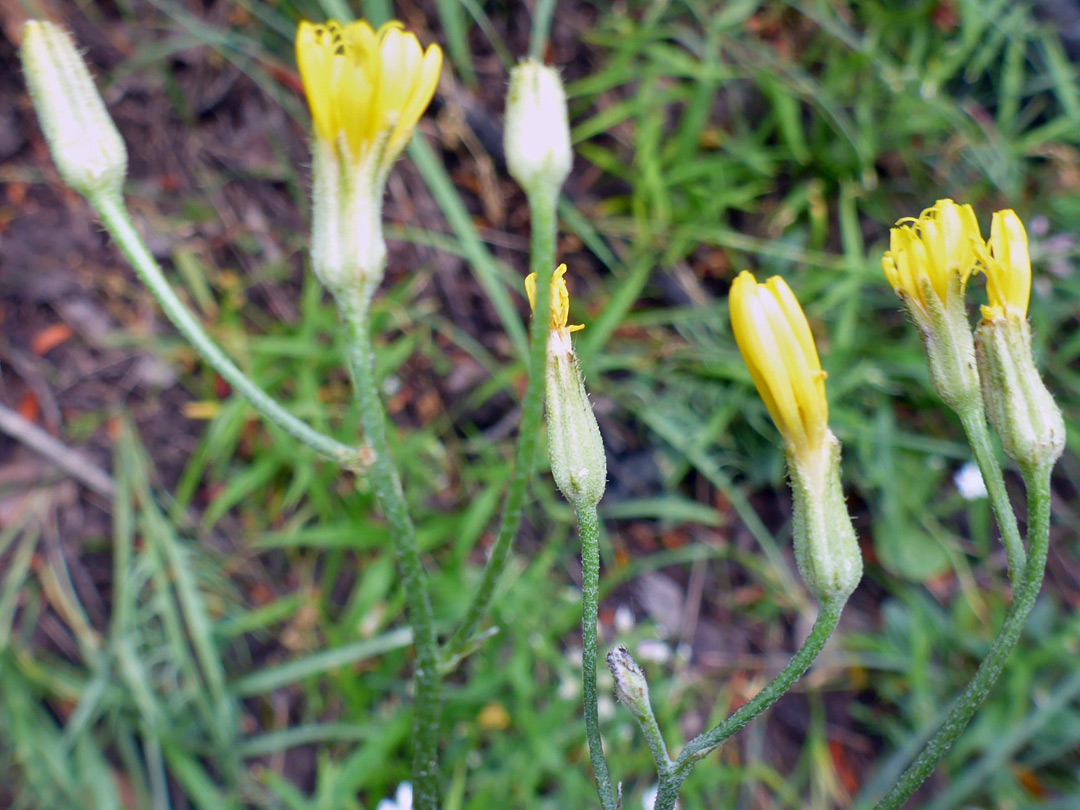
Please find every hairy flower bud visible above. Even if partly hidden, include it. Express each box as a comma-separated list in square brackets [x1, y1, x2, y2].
[730, 271, 862, 605]
[788, 433, 863, 605]
[20, 20, 127, 200]
[526, 266, 606, 507]
[504, 60, 572, 196]
[882, 200, 983, 413]
[606, 647, 651, 722]
[976, 314, 1064, 473]
[309, 138, 386, 307]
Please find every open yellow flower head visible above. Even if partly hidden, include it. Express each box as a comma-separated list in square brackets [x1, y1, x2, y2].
[882, 199, 981, 315]
[295, 19, 441, 166]
[525, 264, 584, 335]
[730, 271, 828, 462]
[978, 209, 1031, 322]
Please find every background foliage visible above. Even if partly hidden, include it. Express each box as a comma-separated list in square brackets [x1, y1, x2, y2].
[2, 1, 1080, 808]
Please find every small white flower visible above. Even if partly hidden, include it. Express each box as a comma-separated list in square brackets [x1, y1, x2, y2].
[954, 461, 987, 500]
[376, 782, 412, 810]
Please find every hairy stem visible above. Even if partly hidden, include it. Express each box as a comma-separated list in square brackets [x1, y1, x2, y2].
[871, 462, 1051, 810]
[441, 187, 556, 670]
[339, 297, 442, 810]
[91, 192, 361, 467]
[576, 503, 617, 810]
[652, 598, 844, 810]
[957, 406, 1026, 585]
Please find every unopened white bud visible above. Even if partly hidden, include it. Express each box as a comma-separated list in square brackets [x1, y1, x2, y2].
[504, 60, 572, 195]
[20, 21, 127, 200]
[606, 647, 650, 718]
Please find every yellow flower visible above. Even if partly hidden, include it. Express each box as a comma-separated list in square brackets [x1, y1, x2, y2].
[729, 271, 828, 461]
[977, 209, 1030, 322]
[295, 19, 441, 165]
[881, 199, 981, 315]
[525, 264, 585, 335]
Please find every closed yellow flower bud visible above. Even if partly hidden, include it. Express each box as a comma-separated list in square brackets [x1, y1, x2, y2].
[977, 209, 1031, 323]
[973, 211, 1063, 473]
[729, 271, 828, 466]
[729, 271, 861, 605]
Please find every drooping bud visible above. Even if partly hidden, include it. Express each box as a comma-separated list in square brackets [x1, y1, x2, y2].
[20, 20, 128, 200]
[525, 265, 605, 507]
[504, 60, 572, 196]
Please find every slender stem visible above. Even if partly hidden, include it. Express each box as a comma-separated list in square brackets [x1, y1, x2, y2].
[871, 462, 1052, 810]
[576, 502, 617, 810]
[652, 599, 845, 810]
[338, 297, 441, 810]
[635, 682, 673, 779]
[957, 406, 1026, 585]
[90, 192, 362, 468]
[440, 187, 557, 670]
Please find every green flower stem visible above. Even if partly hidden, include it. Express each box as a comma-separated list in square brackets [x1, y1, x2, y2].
[634, 678, 673, 779]
[651, 597, 845, 810]
[576, 502, 618, 810]
[957, 406, 1026, 584]
[871, 461, 1052, 810]
[338, 296, 441, 810]
[440, 187, 557, 670]
[91, 192, 361, 468]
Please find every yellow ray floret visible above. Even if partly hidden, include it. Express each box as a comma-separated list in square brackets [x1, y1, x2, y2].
[295, 19, 442, 162]
[881, 199, 981, 314]
[525, 264, 585, 333]
[977, 209, 1030, 322]
[730, 271, 828, 459]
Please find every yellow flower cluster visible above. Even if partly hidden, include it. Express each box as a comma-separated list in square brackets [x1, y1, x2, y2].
[882, 198, 1031, 323]
[295, 20, 441, 164]
[881, 199, 980, 315]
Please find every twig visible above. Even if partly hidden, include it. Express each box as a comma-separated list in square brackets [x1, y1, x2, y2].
[0, 402, 115, 497]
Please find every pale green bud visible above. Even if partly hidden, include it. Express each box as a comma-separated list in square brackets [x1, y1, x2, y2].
[975, 313, 1065, 473]
[20, 20, 127, 200]
[788, 431, 862, 605]
[504, 60, 572, 196]
[309, 138, 386, 310]
[911, 273, 981, 414]
[606, 646, 652, 723]
[545, 328, 606, 507]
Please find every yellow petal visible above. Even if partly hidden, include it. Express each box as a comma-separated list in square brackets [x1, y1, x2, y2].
[983, 209, 1030, 319]
[730, 271, 828, 458]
